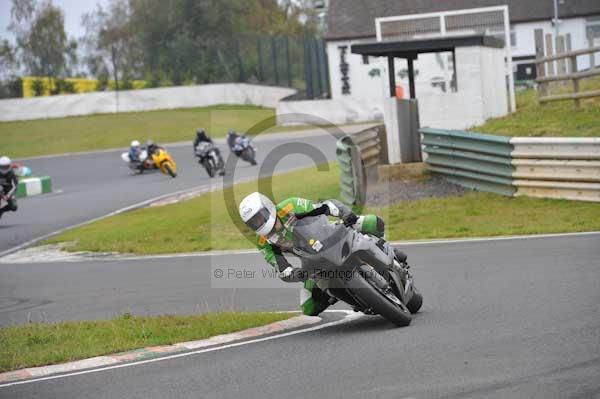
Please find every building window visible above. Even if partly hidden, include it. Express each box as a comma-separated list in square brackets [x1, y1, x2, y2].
[338, 45, 351, 95]
[586, 16, 600, 43]
[362, 55, 369, 65]
[510, 26, 516, 47]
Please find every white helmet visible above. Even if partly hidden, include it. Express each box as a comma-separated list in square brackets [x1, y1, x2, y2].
[131, 140, 140, 147]
[239, 192, 277, 236]
[0, 156, 11, 173]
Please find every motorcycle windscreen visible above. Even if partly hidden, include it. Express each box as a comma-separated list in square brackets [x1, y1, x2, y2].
[292, 215, 346, 255]
[197, 142, 212, 154]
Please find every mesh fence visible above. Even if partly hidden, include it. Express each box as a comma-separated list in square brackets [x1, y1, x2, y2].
[380, 16, 441, 41]
[255, 35, 329, 99]
[379, 9, 507, 44]
[445, 11, 505, 38]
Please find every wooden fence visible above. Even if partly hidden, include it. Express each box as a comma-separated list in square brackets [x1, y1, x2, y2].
[534, 29, 600, 107]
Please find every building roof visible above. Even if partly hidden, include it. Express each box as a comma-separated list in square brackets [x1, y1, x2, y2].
[325, 0, 600, 41]
[351, 35, 504, 58]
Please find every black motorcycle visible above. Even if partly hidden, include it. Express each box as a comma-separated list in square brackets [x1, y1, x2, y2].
[195, 142, 224, 178]
[293, 214, 423, 327]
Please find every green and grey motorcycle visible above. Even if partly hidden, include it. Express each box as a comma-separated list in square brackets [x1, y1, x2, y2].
[292, 214, 422, 327]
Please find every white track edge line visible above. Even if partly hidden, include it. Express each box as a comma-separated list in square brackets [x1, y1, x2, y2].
[4, 230, 598, 263]
[0, 160, 332, 259]
[389, 231, 600, 246]
[0, 310, 361, 389]
[54, 231, 600, 262]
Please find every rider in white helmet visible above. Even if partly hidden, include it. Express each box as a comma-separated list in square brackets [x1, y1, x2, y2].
[239, 192, 406, 316]
[128, 140, 142, 162]
[0, 156, 18, 219]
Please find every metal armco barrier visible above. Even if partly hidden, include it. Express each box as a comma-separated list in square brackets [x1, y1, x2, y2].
[420, 128, 515, 196]
[421, 128, 600, 202]
[336, 125, 384, 206]
[511, 137, 600, 202]
[511, 137, 600, 160]
[512, 159, 600, 182]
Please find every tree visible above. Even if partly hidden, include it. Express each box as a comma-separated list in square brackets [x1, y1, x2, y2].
[0, 39, 23, 98]
[81, 0, 141, 90]
[0, 39, 19, 81]
[81, 0, 317, 86]
[9, 0, 77, 94]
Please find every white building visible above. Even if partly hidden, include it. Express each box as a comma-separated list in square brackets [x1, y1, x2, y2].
[325, 0, 600, 101]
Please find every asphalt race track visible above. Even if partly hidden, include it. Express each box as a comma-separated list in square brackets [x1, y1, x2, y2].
[1, 234, 599, 398]
[0, 127, 353, 254]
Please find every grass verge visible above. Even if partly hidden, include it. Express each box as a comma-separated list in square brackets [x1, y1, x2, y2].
[47, 163, 340, 253]
[0, 311, 294, 372]
[472, 77, 600, 137]
[1, 104, 318, 159]
[370, 192, 600, 239]
[46, 162, 600, 255]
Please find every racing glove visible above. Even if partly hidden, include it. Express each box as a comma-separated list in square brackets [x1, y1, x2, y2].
[343, 213, 359, 227]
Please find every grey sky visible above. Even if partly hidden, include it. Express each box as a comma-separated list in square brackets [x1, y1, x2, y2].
[0, 0, 108, 42]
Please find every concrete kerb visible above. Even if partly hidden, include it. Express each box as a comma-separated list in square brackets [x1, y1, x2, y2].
[0, 314, 321, 385]
[15, 176, 52, 198]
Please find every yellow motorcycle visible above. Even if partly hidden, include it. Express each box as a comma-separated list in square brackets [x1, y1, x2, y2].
[151, 148, 177, 178]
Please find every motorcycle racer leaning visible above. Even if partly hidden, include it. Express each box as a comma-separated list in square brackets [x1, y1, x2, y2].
[128, 140, 143, 162]
[0, 156, 18, 219]
[193, 128, 217, 152]
[146, 140, 163, 156]
[239, 193, 407, 316]
[226, 129, 242, 156]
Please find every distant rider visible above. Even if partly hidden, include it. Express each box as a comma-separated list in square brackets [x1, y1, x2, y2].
[193, 128, 221, 156]
[226, 129, 242, 156]
[146, 140, 161, 156]
[128, 140, 143, 162]
[0, 156, 18, 219]
[238, 193, 407, 316]
[194, 128, 225, 175]
[227, 129, 256, 165]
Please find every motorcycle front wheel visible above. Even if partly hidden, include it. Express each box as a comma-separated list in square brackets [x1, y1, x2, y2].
[164, 163, 177, 178]
[203, 159, 215, 178]
[347, 266, 412, 327]
[242, 148, 257, 165]
[406, 290, 423, 314]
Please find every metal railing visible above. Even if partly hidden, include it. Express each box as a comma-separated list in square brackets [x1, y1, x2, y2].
[336, 125, 385, 206]
[421, 128, 600, 202]
[421, 127, 515, 196]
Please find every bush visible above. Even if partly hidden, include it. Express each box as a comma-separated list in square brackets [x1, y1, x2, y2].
[61, 79, 77, 94]
[31, 79, 45, 96]
[0, 77, 23, 99]
[54, 78, 77, 94]
[120, 77, 134, 90]
[8, 77, 23, 98]
[96, 74, 109, 91]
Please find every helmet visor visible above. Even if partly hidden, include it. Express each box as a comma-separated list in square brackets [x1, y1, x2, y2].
[0, 164, 10, 173]
[245, 208, 272, 232]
